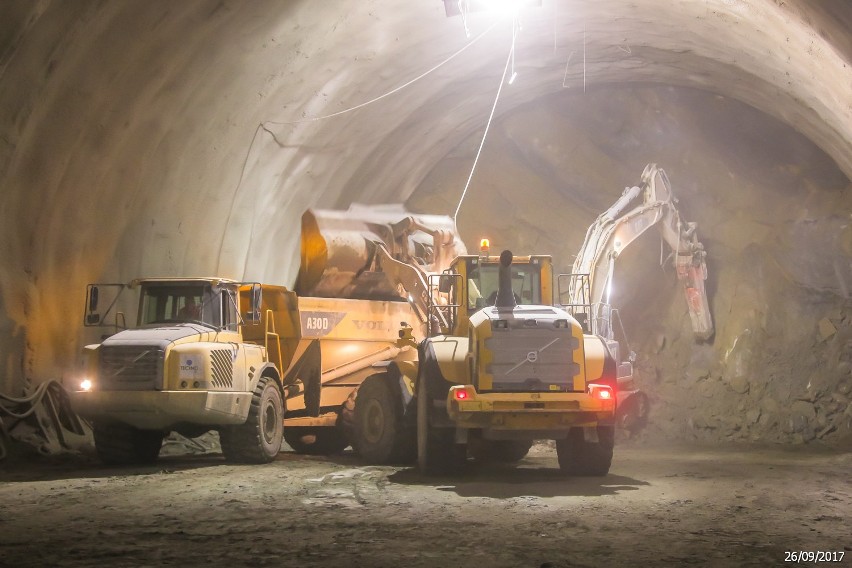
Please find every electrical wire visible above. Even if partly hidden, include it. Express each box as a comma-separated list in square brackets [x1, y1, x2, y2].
[265, 19, 500, 127]
[216, 19, 501, 275]
[453, 20, 515, 225]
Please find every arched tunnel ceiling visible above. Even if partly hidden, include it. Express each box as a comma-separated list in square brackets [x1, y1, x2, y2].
[0, 0, 850, 442]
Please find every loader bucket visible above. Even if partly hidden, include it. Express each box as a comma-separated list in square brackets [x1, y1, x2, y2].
[295, 204, 466, 300]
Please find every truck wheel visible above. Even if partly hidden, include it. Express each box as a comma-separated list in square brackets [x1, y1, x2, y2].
[346, 375, 409, 464]
[283, 425, 348, 455]
[555, 426, 614, 476]
[416, 373, 466, 475]
[93, 422, 164, 466]
[219, 376, 283, 463]
[471, 439, 533, 463]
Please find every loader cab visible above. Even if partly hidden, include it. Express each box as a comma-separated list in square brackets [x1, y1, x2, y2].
[433, 254, 555, 337]
[136, 279, 240, 333]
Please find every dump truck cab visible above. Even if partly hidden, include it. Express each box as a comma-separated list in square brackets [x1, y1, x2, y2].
[416, 249, 618, 475]
[73, 278, 289, 465]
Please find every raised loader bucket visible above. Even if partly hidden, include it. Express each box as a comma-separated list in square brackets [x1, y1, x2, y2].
[296, 204, 465, 300]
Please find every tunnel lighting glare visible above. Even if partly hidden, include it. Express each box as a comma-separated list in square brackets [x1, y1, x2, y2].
[80, 379, 92, 392]
[480, 0, 523, 16]
[508, 71, 517, 84]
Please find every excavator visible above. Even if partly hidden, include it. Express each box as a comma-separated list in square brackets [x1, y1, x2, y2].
[557, 163, 714, 433]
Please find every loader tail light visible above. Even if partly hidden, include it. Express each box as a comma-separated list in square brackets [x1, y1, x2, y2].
[451, 385, 475, 401]
[588, 383, 614, 401]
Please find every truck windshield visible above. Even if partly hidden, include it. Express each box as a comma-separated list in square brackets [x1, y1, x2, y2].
[139, 284, 214, 326]
[467, 262, 542, 310]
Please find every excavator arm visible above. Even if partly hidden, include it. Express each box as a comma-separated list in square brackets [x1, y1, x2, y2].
[569, 164, 713, 340]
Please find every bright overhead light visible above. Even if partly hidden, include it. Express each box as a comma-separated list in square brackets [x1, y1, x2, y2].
[481, 0, 523, 16]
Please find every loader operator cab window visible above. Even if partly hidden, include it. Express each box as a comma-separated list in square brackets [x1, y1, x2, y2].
[139, 283, 216, 327]
[466, 260, 542, 310]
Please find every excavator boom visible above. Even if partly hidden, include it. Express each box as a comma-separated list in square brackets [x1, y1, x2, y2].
[568, 164, 713, 340]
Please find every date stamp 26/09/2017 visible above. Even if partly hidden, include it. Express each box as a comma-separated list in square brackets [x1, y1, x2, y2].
[784, 551, 845, 563]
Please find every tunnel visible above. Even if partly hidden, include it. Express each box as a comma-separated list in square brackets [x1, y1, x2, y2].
[0, 1, 850, 566]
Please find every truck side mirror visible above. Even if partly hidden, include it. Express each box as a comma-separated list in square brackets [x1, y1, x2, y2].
[89, 286, 99, 312]
[85, 286, 101, 325]
[438, 274, 453, 294]
[247, 283, 262, 323]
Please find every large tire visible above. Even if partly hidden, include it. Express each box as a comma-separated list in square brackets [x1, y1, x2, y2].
[555, 426, 614, 476]
[617, 391, 649, 435]
[471, 439, 533, 463]
[343, 375, 411, 464]
[93, 421, 164, 466]
[219, 377, 283, 463]
[416, 371, 466, 476]
[283, 425, 348, 455]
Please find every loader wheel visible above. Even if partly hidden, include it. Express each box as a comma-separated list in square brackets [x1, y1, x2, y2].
[416, 373, 466, 476]
[617, 391, 649, 435]
[471, 439, 533, 463]
[555, 426, 614, 476]
[345, 375, 411, 464]
[219, 377, 283, 463]
[93, 422, 164, 466]
[283, 425, 348, 455]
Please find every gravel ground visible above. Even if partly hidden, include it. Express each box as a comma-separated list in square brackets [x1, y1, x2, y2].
[1, 441, 850, 568]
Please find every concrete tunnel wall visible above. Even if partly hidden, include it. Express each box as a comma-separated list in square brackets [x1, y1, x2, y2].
[0, 0, 850, 444]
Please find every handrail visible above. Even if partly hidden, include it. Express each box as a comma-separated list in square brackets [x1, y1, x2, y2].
[263, 308, 283, 371]
[427, 272, 462, 336]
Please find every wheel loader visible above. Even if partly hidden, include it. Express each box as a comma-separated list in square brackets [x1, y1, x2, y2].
[297, 206, 619, 475]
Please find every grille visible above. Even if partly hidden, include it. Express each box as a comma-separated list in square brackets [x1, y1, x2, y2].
[99, 346, 164, 390]
[210, 349, 234, 388]
[485, 329, 580, 392]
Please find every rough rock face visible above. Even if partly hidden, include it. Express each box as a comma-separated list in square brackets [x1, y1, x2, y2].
[0, 1, 850, 446]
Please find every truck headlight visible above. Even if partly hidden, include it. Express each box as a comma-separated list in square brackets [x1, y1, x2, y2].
[80, 379, 93, 392]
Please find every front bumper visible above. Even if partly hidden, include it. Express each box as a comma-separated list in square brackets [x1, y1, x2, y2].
[446, 388, 615, 431]
[70, 390, 252, 430]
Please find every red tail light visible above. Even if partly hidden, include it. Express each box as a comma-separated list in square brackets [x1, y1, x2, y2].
[588, 383, 614, 401]
[451, 386, 475, 401]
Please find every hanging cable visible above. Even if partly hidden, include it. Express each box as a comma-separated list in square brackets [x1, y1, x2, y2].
[216, 20, 501, 275]
[459, 0, 471, 38]
[266, 19, 499, 127]
[453, 19, 516, 226]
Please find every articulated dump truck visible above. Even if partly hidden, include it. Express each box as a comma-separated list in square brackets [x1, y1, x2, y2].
[71, 205, 463, 466]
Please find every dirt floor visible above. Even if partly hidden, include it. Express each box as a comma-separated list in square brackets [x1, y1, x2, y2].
[1, 441, 850, 568]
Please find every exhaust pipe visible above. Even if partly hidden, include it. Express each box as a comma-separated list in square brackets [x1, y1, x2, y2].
[495, 250, 516, 309]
